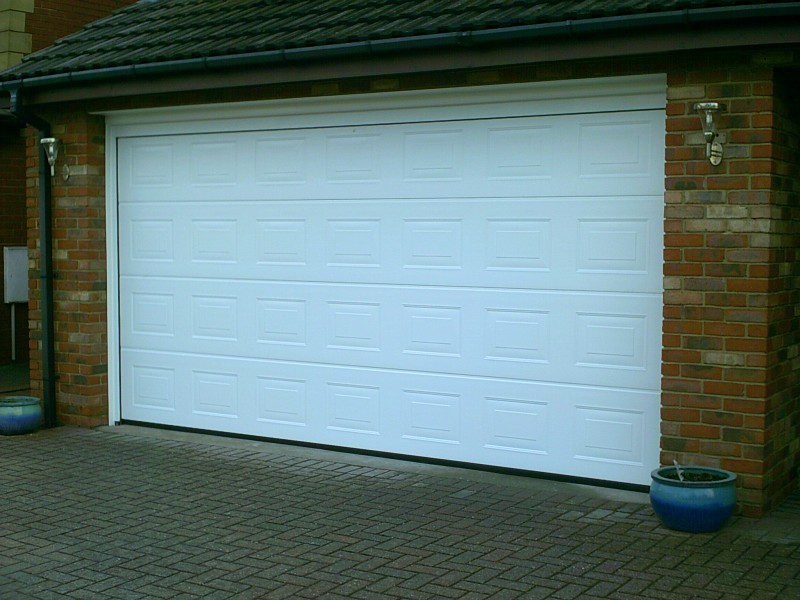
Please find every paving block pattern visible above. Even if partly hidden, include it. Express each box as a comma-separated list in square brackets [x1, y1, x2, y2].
[0, 427, 799, 599]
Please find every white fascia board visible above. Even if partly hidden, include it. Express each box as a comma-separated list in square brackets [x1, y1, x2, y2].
[98, 74, 667, 137]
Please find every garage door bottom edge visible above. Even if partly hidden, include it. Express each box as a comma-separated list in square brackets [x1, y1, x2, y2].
[117, 419, 650, 493]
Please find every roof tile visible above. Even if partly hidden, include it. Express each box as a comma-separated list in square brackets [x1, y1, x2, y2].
[0, 0, 795, 82]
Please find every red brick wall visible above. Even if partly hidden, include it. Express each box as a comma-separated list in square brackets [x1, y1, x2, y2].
[26, 111, 107, 425]
[662, 65, 800, 515]
[764, 72, 800, 507]
[0, 126, 29, 365]
[27, 1, 137, 53]
[23, 50, 799, 513]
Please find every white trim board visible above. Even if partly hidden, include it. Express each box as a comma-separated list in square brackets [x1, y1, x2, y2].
[101, 74, 666, 136]
[106, 134, 121, 425]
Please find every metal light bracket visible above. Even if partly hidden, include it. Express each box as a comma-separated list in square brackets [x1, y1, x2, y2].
[693, 102, 726, 166]
[40, 137, 59, 177]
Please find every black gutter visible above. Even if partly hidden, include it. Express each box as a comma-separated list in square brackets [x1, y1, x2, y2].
[0, 2, 798, 92]
[8, 90, 56, 429]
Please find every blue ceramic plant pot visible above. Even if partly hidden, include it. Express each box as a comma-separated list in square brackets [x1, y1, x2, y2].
[0, 396, 42, 435]
[650, 466, 737, 533]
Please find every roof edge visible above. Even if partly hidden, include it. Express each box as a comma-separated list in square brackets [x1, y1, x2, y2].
[2, 2, 799, 93]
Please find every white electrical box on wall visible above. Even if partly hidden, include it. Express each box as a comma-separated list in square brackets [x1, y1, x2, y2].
[4, 246, 28, 304]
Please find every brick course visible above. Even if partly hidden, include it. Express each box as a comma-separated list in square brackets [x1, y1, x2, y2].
[23, 48, 800, 514]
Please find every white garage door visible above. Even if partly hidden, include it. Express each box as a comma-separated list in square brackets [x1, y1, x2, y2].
[114, 77, 665, 485]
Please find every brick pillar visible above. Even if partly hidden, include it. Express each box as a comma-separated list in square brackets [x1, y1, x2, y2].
[26, 109, 107, 426]
[764, 72, 800, 507]
[663, 64, 799, 515]
[0, 1, 33, 71]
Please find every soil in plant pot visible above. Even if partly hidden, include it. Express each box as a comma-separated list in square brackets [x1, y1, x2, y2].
[662, 470, 727, 482]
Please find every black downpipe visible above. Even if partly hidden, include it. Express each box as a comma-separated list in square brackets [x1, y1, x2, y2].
[9, 90, 56, 428]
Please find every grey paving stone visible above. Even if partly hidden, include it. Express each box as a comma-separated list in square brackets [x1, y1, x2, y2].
[0, 426, 797, 599]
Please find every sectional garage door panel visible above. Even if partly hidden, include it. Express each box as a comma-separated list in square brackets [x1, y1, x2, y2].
[122, 348, 659, 483]
[118, 111, 665, 203]
[118, 100, 664, 485]
[118, 197, 662, 293]
[120, 278, 660, 389]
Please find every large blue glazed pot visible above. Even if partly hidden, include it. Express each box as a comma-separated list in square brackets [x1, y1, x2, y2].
[0, 396, 42, 435]
[650, 466, 737, 533]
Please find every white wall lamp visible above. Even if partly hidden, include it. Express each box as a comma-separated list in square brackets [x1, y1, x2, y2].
[39, 137, 70, 180]
[693, 101, 726, 166]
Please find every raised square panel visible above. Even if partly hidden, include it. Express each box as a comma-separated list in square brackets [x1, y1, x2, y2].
[327, 302, 380, 351]
[257, 377, 307, 426]
[131, 293, 174, 336]
[191, 295, 237, 341]
[487, 126, 553, 179]
[130, 220, 173, 261]
[486, 219, 550, 271]
[485, 309, 548, 363]
[574, 406, 643, 465]
[579, 121, 651, 177]
[191, 220, 237, 263]
[256, 137, 307, 183]
[192, 371, 238, 418]
[576, 313, 646, 370]
[484, 397, 547, 453]
[403, 131, 463, 180]
[132, 366, 174, 411]
[190, 141, 236, 185]
[257, 219, 307, 265]
[326, 219, 380, 267]
[326, 134, 379, 182]
[578, 219, 648, 273]
[403, 220, 462, 269]
[402, 305, 461, 357]
[130, 143, 173, 187]
[402, 389, 460, 444]
[326, 383, 379, 434]
[257, 299, 306, 346]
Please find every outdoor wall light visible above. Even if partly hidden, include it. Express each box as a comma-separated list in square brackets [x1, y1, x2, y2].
[40, 137, 59, 176]
[39, 137, 70, 180]
[693, 101, 726, 166]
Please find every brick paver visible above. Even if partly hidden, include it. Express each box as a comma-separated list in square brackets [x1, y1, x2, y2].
[1, 427, 798, 599]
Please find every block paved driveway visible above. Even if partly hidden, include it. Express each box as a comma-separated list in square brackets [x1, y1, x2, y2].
[1, 427, 798, 599]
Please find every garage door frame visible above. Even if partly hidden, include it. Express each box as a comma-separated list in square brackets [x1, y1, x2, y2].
[103, 74, 667, 471]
